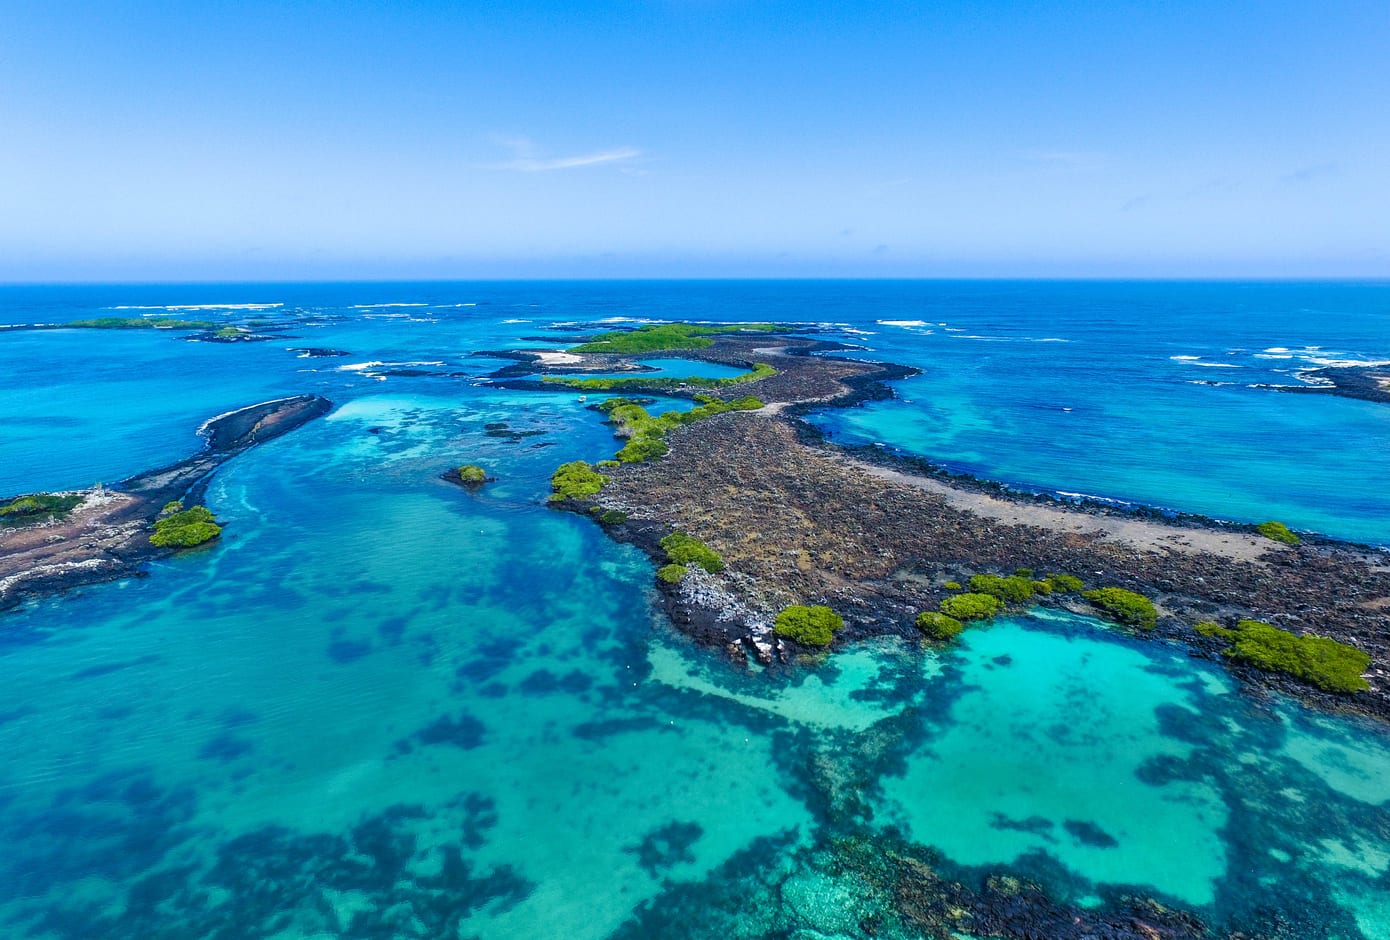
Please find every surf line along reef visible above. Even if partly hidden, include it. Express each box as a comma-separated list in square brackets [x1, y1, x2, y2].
[527, 322, 1390, 723]
[0, 395, 332, 611]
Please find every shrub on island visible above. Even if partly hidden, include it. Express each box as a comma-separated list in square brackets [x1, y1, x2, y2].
[549, 461, 609, 501]
[1256, 521, 1300, 545]
[659, 531, 725, 573]
[773, 605, 845, 647]
[969, 573, 1036, 603]
[596, 509, 628, 525]
[1212, 619, 1369, 694]
[1045, 574, 1085, 593]
[916, 611, 965, 640]
[0, 492, 83, 519]
[150, 505, 222, 549]
[1082, 587, 1158, 630]
[938, 592, 1004, 621]
[943, 581, 962, 592]
[456, 464, 488, 486]
[656, 564, 688, 584]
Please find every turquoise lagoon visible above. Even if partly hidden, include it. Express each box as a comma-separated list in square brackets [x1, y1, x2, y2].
[1, 281, 1389, 938]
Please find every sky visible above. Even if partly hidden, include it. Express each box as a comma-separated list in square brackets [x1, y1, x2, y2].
[1, 0, 1387, 281]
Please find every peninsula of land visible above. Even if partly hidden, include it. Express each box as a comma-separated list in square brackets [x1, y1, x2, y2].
[0, 395, 332, 611]
[529, 327, 1390, 722]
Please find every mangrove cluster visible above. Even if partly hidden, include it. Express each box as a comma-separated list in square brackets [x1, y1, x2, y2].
[150, 503, 222, 549]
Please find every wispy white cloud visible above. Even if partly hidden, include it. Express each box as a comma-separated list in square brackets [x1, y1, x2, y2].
[487, 136, 641, 172]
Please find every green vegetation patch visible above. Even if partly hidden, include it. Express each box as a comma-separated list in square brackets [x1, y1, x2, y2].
[595, 509, 628, 525]
[1046, 574, 1085, 593]
[66, 317, 216, 330]
[1220, 619, 1370, 694]
[545, 361, 777, 393]
[938, 592, 1004, 621]
[659, 531, 724, 573]
[773, 604, 845, 647]
[1, 492, 83, 519]
[916, 611, 965, 641]
[1195, 621, 1235, 639]
[601, 395, 763, 464]
[943, 581, 962, 592]
[456, 464, 488, 485]
[656, 564, 688, 584]
[150, 505, 222, 549]
[569, 322, 779, 354]
[1257, 520, 1301, 545]
[549, 461, 609, 501]
[969, 573, 1036, 603]
[1083, 587, 1158, 630]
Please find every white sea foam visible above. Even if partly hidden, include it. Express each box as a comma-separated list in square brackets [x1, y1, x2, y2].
[1303, 357, 1390, 369]
[338, 361, 385, 372]
[502, 318, 532, 324]
[1265, 347, 1291, 353]
[1191, 362, 1242, 368]
[352, 303, 429, 308]
[108, 303, 282, 312]
[1170, 355, 1202, 361]
[876, 319, 929, 327]
[839, 328, 877, 336]
[594, 316, 659, 324]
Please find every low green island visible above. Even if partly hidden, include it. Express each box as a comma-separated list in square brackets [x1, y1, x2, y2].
[66, 316, 217, 330]
[568, 322, 778, 354]
[150, 503, 223, 548]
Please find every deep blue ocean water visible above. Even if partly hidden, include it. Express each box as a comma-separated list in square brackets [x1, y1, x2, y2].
[1, 281, 1388, 938]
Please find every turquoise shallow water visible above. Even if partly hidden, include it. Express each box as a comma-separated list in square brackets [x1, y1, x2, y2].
[1, 281, 1389, 938]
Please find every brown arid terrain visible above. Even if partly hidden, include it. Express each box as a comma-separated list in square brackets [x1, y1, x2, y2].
[0, 395, 331, 611]
[540, 333, 1390, 722]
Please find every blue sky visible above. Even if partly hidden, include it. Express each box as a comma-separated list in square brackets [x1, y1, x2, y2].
[1, 0, 1387, 280]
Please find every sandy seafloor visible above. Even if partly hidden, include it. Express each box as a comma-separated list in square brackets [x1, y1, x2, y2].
[1, 280, 1389, 938]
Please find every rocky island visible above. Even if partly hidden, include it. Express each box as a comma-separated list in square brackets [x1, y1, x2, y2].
[529, 325, 1390, 722]
[0, 395, 332, 611]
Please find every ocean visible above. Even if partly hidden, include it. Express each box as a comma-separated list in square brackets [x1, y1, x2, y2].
[1, 280, 1388, 938]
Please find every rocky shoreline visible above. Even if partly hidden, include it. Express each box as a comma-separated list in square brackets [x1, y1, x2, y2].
[1271, 363, 1390, 405]
[530, 331, 1390, 723]
[0, 395, 332, 612]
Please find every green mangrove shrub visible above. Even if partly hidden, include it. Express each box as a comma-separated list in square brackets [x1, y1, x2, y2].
[1083, 587, 1158, 630]
[656, 564, 688, 584]
[773, 605, 845, 647]
[939, 592, 1004, 621]
[969, 573, 1036, 603]
[916, 611, 965, 640]
[1214, 619, 1370, 694]
[1045, 574, 1085, 593]
[943, 581, 962, 591]
[456, 464, 488, 485]
[549, 461, 609, 501]
[659, 531, 724, 573]
[1, 492, 83, 519]
[150, 505, 221, 548]
[1256, 521, 1300, 545]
